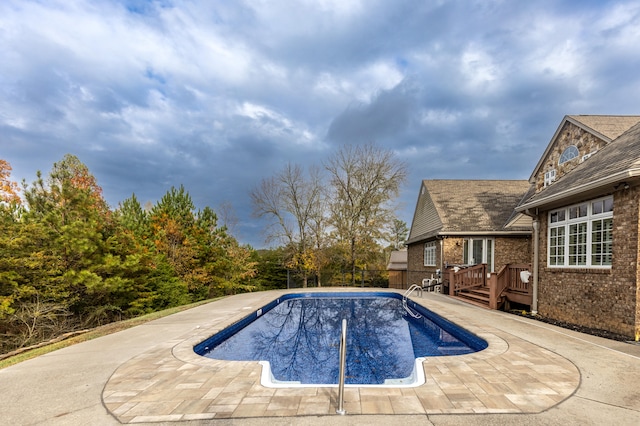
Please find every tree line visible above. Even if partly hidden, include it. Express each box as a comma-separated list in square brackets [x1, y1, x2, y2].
[0, 143, 408, 355]
[0, 155, 257, 354]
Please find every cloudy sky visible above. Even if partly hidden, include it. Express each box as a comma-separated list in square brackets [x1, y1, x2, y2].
[2, 0, 640, 247]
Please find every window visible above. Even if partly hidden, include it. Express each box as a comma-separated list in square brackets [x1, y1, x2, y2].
[568, 222, 587, 265]
[424, 241, 436, 266]
[549, 227, 565, 266]
[591, 218, 613, 266]
[462, 238, 494, 272]
[544, 169, 556, 187]
[547, 196, 613, 268]
[580, 151, 597, 163]
[559, 145, 579, 164]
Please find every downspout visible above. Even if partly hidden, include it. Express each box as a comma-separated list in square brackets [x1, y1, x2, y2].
[439, 236, 445, 275]
[532, 218, 539, 314]
[436, 235, 445, 288]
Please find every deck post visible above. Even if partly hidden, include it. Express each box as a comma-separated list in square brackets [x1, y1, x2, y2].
[488, 273, 498, 309]
[448, 269, 455, 296]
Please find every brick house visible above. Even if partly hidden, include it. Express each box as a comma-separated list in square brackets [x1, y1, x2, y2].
[516, 115, 640, 340]
[405, 180, 532, 291]
[406, 115, 640, 339]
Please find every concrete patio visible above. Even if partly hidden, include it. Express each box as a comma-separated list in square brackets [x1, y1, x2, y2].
[1, 288, 639, 425]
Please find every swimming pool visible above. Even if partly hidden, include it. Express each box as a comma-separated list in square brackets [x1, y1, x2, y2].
[194, 292, 487, 387]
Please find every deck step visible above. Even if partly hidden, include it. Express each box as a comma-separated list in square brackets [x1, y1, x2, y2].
[454, 286, 493, 309]
[459, 293, 489, 304]
[459, 288, 490, 301]
[451, 295, 491, 309]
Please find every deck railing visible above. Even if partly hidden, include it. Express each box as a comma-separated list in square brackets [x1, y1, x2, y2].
[489, 265, 509, 309]
[504, 264, 532, 294]
[448, 263, 487, 295]
[449, 263, 532, 309]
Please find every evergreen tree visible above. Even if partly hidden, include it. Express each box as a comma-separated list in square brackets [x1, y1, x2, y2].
[117, 193, 149, 239]
[0, 157, 259, 355]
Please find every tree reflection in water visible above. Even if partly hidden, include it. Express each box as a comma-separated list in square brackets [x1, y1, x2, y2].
[205, 297, 473, 384]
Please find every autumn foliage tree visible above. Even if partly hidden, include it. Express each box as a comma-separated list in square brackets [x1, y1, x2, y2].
[0, 160, 21, 320]
[0, 159, 21, 205]
[0, 155, 257, 355]
[325, 143, 407, 284]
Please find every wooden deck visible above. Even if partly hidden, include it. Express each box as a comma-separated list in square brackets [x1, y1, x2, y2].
[448, 263, 532, 310]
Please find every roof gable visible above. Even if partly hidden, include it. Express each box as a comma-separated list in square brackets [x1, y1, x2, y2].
[518, 121, 640, 211]
[529, 115, 640, 184]
[407, 180, 530, 243]
[407, 181, 443, 242]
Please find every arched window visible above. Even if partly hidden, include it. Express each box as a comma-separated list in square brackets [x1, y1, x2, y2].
[559, 145, 579, 165]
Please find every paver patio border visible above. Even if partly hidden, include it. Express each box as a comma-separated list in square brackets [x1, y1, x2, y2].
[102, 289, 580, 423]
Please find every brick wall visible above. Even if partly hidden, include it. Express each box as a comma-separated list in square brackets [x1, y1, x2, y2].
[495, 237, 532, 268]
[537, 187, 639, 339]
[407, 238, 462, 286]
[407, 239, 440, 286]
[407, 236, 531, 285]
[443, 237, 463, 266]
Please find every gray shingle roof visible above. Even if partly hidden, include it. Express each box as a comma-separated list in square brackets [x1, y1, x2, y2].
[519, 121, 640, 210]
[569, 115, 640, 141]
[427, 180, 531, 231]
[387, 250, 407, 270]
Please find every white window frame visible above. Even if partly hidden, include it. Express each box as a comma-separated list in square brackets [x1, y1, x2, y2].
[424, 241, 436, 266]
[559, 145, 579, 164]
[462, 238, 495, 272]
[544, 169, 556, 187]
[547, 196, 613, 268]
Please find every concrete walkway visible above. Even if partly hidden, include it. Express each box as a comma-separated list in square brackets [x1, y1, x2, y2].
[1, 288, 639, 425]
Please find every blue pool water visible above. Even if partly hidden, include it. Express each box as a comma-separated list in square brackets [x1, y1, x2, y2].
[194, 292, 487, 386]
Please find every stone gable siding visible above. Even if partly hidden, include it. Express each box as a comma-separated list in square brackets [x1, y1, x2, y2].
[535, 122, 609, 192]
[537, 187, 640, 339]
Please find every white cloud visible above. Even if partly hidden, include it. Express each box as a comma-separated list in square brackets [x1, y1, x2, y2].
[419, 109, 460, 126]
[596, 2, 640, 36]
[305, 0, 364, 17]
[315, 61, 404, 106]
[2, 0, 640, 247]
[358, 61, 405, 95]
[461, 44, 502, 90]
[535, 39, 583, 79]
[235, 102, 320, 148]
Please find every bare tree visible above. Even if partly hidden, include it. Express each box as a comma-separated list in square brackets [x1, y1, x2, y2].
[306, 169, 331, 286]
[325, 143, 408, 284]
[251, 163, 326, 287]
[218, 200, 239, 237]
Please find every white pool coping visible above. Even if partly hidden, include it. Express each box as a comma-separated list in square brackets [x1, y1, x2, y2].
[258, 357, 427, 388]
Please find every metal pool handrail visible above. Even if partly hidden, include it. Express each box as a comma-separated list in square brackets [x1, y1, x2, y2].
[402, 284, 423, 318]
[336, 318, 347, 415]
[404, 283, 423, 299]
